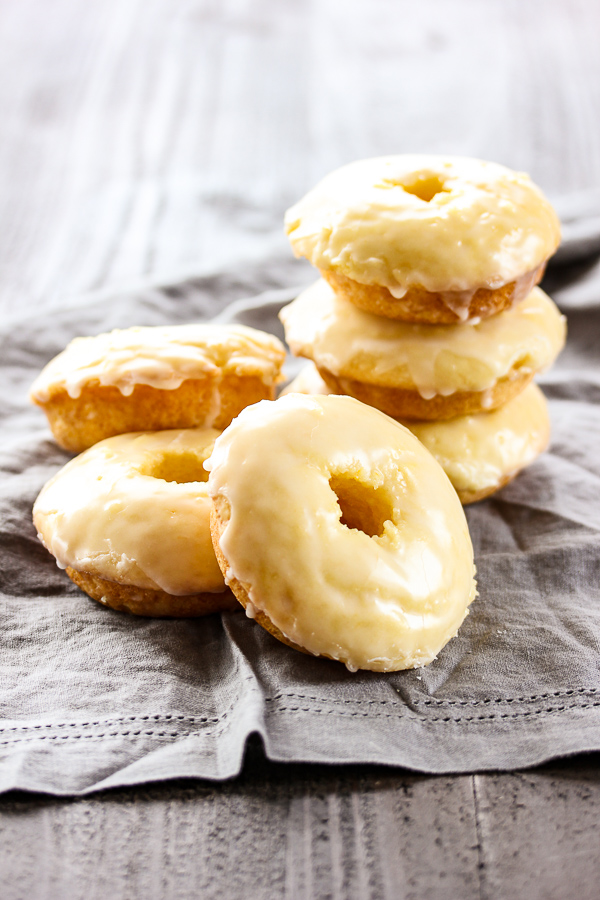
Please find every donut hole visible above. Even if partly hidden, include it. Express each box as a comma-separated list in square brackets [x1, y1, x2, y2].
[511, 353, 534, 373]
[329, 474, 393, 538]
[142, 451, 209, 484]
[381, 173, 449, 203]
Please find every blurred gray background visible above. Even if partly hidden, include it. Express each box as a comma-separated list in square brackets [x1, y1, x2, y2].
[1, 0, 599, 313]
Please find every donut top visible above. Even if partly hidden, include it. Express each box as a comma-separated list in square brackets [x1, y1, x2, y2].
[408, 383, 550, 495]
[285, 155, 560, 295]
[30, 323, 286, 402]
[33, 429, 225, 596]
[283, 365, 550, 497]
[280, 280, 566, 398]
[206, 393, 477, 671]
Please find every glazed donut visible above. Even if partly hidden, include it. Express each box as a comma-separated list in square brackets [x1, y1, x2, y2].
[283, 364, 551, 505]
[280, 361, 333, 397]
[33, 428, 238, 617]
[207, 393, 477, 672]
[285, 155, 560, 323]
[30, 323, 286, 452]
[279, 279, 565, 420]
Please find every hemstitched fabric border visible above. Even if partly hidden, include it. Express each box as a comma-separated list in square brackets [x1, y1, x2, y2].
[2, 700, 600, 747]
[3, 686, 600, 745]
[3, 683, 598, 737]
[1, 262, 600, 794]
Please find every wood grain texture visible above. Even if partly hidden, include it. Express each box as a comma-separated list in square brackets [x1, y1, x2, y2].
[0, 0, 599, 314]
[2, 745, 600, 899]
[474, 764, 600, 900]
[2, 0, 600, 896]
[0, 743, 478, 900]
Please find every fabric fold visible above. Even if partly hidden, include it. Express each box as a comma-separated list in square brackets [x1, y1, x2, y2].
[1, 244, 600, 795]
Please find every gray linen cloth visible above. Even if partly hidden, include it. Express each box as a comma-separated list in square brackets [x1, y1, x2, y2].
[1, 233, 600, 795]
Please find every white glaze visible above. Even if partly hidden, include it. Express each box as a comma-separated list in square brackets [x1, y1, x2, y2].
[206, 394, 477, 672]
[30, 323, 286, 403]
[285, 155, 560, 296]
[283, 365, 550, 498]
[408, 384, 550, 495]
[280, 280, 566, 398]
[34, 428, 226, 595]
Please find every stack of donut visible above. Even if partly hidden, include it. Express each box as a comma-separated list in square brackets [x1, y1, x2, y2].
[281, 155, 567, 503]
[30, 322, 287, 617]
[30, 317, 479, 672]
[30, 153, 566, 674]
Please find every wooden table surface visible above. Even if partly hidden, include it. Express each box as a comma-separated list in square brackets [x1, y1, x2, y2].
[1, 1, 600, 897]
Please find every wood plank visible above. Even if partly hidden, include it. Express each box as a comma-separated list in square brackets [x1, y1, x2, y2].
[0, 748, 481, 900]
[0, 0, 599, 314]
[3, 750, 600, 899]
[475, 759, 600, 900]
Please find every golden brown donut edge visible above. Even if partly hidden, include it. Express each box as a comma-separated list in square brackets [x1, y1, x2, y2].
[33, 375, 277, 453]
[458, 472, 520, 506]
[315, 366, 534, 421]
[322, 263, 546, 324]
[209, 497, 311, 657]
[67, 567, 239, 618]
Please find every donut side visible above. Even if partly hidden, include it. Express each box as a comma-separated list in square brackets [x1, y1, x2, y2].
[322, 264, 546, 324]
[67, 567, 238, 617]
[281, 280, 566, 420]
[35, 374, 275, 453]
[210, 499, 308, 654]
[30, 322, 286, 451]
[410, 385, 551, 504]
[456, 473, 519, 506]
[286, 155, 560, 304]
[316, 365, 534, 420]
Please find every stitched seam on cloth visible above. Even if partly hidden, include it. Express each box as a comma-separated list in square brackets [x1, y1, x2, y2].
[2, 687, 597, 736]
[0, 716, 236, 747]
[269, 699, 600, 723]
[2, 700, 600, 745]
[2, 699, 600, 745]
[0, 682, 255, 736]
[0, 714, 225, 735]
[0, 674, 258, 735]
[263, 687, 599, 707]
